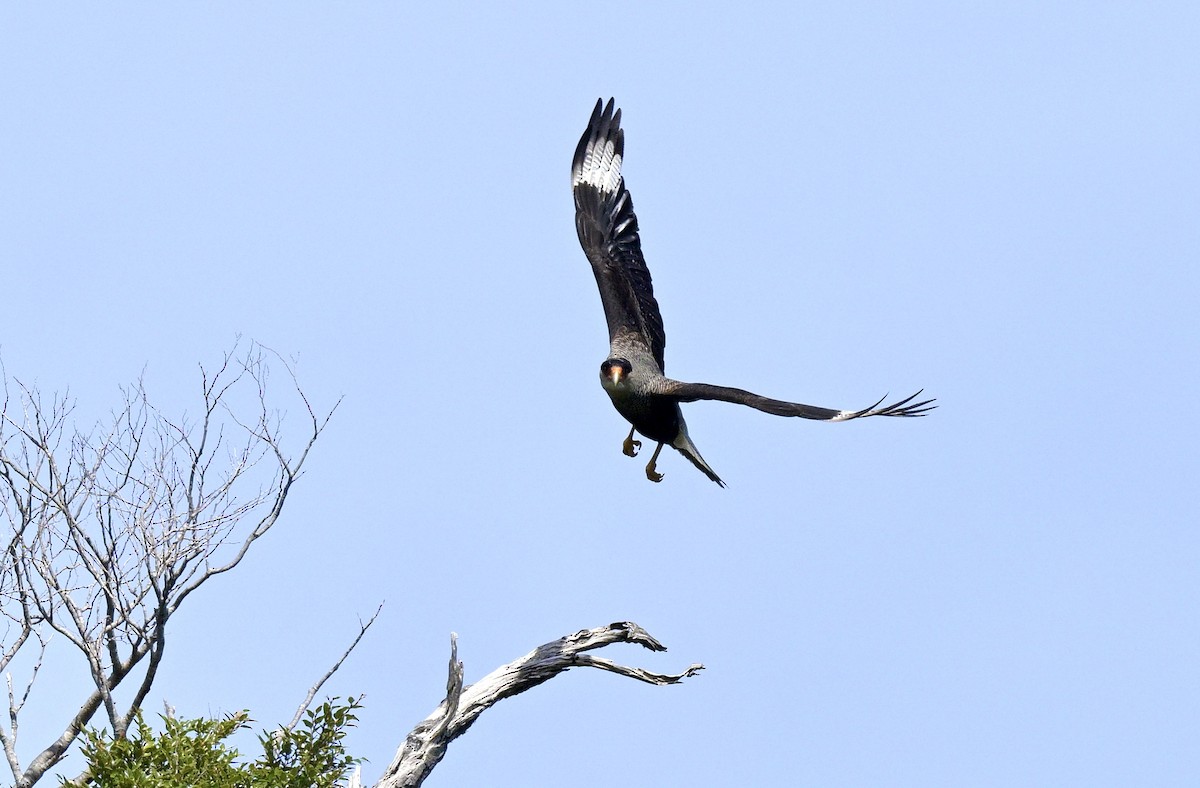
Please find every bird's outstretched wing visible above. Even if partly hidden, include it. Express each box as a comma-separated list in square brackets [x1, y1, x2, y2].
[572, 98, 667, 370]
[661, 382, 936, 421]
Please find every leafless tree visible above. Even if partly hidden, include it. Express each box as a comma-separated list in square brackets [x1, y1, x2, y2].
[0, 343, 335, 787]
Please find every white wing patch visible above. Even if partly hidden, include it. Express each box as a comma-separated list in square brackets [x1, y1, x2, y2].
[573, 140, 623, 195]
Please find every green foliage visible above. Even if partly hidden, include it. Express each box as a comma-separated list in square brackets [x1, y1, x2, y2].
[253, 698, 363, 788]
[68, 697, 363, 788]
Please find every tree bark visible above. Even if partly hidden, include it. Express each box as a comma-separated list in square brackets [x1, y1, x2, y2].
[376, 621, 703, 788]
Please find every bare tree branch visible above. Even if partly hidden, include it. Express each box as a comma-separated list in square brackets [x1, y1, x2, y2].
[0, 341, 333, 787]
[376, 621, 704, 788]
[287, 604, 384, 730]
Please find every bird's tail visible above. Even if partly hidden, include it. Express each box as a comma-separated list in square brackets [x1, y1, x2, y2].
[672, 427, 725, 488]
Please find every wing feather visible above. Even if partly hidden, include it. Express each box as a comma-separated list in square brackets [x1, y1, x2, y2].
[572, 98, 667, 369]
[661, 382, 936, 421]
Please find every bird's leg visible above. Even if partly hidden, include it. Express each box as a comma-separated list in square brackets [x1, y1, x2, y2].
[622, 426, 641, 457]
[644, 442, 665, 483]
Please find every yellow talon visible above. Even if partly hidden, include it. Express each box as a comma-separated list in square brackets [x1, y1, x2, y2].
[622, 427, 641, 457]
[644, 442, 665, 483]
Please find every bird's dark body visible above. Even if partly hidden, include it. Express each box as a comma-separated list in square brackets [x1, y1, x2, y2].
[606, 384, 682, 445]
[570, 98, 934, 485]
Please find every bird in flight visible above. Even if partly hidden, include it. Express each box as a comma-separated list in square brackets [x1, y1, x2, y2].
[571, 98, 934, 486]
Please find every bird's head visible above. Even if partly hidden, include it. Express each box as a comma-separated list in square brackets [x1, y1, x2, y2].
[600, 357, 632, 389]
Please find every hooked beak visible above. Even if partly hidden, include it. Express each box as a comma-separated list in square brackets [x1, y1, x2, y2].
[607, 366, 626, 385]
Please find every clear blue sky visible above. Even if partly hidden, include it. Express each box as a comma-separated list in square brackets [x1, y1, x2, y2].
[3, 3, 1197, 785]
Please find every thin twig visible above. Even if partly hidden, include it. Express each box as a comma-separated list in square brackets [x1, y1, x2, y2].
[288, 604, 383, 729]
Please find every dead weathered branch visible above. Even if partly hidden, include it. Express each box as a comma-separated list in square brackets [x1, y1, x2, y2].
[377, 621, 703, 788]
